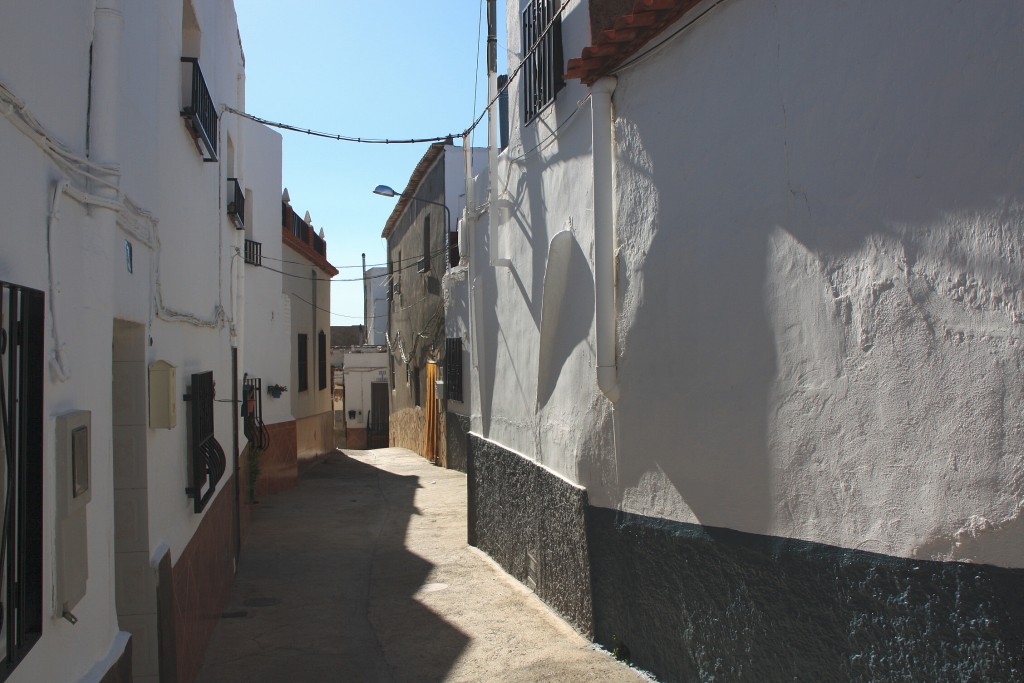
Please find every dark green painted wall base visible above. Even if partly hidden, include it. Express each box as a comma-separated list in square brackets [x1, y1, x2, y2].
[445, 412, 470, 473]
[589, 508, 1024, 682]
[467, 433, 593, 635]
[468, 434, 1024, 682]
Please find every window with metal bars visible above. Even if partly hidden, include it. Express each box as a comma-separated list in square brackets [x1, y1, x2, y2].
[522, 0, 565, 124]
[318, 330, 327, 390]
[445, 337, 464, 402]
[184, 371, 226, 513]
[297, 334, 308, 392]
[0, 281, 44, 676]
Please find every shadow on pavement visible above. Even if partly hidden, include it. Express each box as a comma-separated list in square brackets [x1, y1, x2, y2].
[197, 450, 469, 683]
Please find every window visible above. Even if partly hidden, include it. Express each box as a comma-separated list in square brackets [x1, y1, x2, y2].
[445, 337, 464, 402]
[419, 215, 431, 273]
[318, 330, 327, 390]
[0, 281, 44, 674]
[412, 365, 421, 407]
[297, 333, 308, 392]
[522, 0, 564, 124]
[184, 371, 226, 513]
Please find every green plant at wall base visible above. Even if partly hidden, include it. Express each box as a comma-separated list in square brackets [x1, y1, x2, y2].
[247, 446, 263, 502]
[610, 636, 631, 664]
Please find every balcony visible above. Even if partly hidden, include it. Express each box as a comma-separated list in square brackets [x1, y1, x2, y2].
[312, 233, 326, 257]
[180, 58, 218, 162]
[244, 239, 262, 266]
[227, 178, 244, 229]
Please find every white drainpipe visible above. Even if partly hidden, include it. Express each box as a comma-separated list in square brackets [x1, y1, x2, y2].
[90, 0, 123, 179]
[592, 77, 619, 403]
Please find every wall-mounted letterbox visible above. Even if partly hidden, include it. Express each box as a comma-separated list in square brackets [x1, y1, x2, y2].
[56, 410, 91, 620]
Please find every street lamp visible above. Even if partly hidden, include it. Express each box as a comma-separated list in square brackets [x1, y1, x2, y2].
[373, 185, 451, 234]
[374, 184, 454, 270]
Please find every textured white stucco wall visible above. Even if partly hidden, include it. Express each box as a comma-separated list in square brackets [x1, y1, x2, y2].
[0, 0, 266, 679]
[481, 0, 1024, 568]
[239, 119, 292, 427]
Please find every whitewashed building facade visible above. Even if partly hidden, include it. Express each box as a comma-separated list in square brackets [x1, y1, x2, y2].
[0, 0, 295, 680]
[463, 0, 1024, 680]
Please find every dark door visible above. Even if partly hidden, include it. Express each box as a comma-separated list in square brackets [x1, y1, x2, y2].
[368, 382, 390, 449]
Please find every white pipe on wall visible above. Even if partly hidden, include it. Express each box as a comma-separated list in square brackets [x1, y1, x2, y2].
[592, 77, 619, 403]
[90, 0, 123, 176]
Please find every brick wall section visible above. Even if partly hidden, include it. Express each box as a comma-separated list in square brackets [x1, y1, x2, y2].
[171, 479, 237, 683]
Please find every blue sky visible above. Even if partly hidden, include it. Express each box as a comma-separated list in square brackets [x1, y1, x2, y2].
[235, 0, 507, 324]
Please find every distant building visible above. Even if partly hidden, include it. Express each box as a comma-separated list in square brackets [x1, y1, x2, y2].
[381, 143, 485, 464]
[364, 265, 388, 345]
[341, 347, 390, 449]
[281, 197, 338, 467]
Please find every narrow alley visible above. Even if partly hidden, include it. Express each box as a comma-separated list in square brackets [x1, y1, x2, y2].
[196, 448, 647, 683]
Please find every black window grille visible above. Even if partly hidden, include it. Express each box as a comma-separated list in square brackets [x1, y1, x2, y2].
[0, 281, 44, 675]
[292, 213, 310, 243]
[227, 178, 244, 229]
[244, 239, 262, 266]
[184, 371, 226, 514]
[449, 230, 460, 268]
[522, 0, 564, 124]
[318, 331, 327, 390]
[297, 334, 308, 392]
[179, 57, 218, 161]
[445, 337, 464, 402]
[242, 377, 270, 452]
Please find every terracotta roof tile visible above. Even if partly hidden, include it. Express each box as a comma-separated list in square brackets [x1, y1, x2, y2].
[566, 0, 702, 85]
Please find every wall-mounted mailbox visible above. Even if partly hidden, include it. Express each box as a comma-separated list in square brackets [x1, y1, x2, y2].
[56, 410, 91, 620]
[149, 360, 176, 429]
[435, 379, 445, 401]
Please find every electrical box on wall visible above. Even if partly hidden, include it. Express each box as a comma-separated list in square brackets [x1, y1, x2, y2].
[149, 360, 176, 429]
[55, 410, 91, 621]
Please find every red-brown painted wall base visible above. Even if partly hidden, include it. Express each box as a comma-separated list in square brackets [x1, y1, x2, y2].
[256, 420, 299, 497]
[346, 427, 368, 449]
[296, 411, 334, 468]
[172, 479, 237, 683]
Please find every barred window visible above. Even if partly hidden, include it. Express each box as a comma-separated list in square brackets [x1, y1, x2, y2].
[445, 337, 464, 402]
[522, 0, 564, 124]
[297, 333, 308, 392]
[318, 330, 327, 390]
[0, 281, 45, 670]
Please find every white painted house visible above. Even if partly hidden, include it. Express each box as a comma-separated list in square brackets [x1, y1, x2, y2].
[0, 1, 300, 680]
[463, 0, 1024, 680]
[364, 265, 388, 346]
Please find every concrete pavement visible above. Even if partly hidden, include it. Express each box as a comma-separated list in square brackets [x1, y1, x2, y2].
[196, 448, 649, 682]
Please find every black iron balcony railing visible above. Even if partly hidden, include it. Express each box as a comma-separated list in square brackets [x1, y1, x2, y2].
[180, 57, 218, 162]
[184, 371, 226, 513]
[292, 213, 310, 242]
[227, 178, 244, 229]
[312, 233, 326, 256]
[244, 239, 262, 266]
